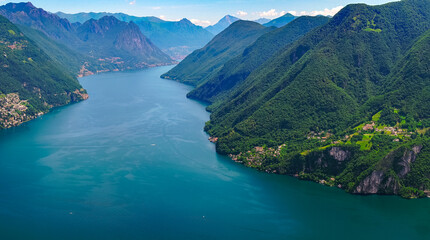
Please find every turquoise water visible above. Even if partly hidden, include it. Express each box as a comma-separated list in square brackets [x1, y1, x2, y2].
[0, 66, 429, 240]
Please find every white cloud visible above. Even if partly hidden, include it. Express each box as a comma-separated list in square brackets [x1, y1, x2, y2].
[152, 6, 161, 10]
[236, 10, 248, 17]
[288, 11, 297, 16]
[253, 6, 343, 20]
[256, 9, 279, 18]
[296, 6, 344, 17]
[254, 9, 288, 18]
[159, 15, 182, 22]
[190, 19, 212, 27]
[129, 0, 136, 5]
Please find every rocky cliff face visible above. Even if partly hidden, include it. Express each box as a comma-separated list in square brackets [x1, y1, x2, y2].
[397, 145, 422, 178]
[354, 145, 423, 195]
[303, 147, 353, 176]
[355, 171, 400, 194]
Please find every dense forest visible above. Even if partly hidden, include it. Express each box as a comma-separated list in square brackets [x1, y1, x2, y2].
[161, 20, 274, 86]
[0, 15, 87, 129]
[163, 0, 430, 198]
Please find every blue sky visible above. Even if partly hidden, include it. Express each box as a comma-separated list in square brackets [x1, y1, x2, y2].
[22, 0, 393, 26]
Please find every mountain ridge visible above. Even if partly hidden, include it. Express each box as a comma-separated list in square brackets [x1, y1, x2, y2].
[0, 2, 175, 75]
[161, 20, 272, 86]
[0, 15, 87, 129]
[163, 0, 430, 198]
[56, 10, 214, 59]
[205, 15, 240, 35]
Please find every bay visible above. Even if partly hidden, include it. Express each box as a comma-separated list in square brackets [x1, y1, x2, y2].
[0, 66, 428, 239]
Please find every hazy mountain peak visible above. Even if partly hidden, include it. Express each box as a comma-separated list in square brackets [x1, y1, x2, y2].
[179, 18, 193, 24]
[205, 14, 240, 35]
[263, 12, 296, 27]
[254, 18, 270, 24]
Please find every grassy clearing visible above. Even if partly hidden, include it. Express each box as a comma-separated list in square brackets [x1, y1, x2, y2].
[372, 111, 382, 122]
[357, 141, 372, 150]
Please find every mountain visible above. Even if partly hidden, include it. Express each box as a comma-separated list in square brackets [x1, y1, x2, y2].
[254, 18, 271, 24]
[56, 12, 163, 24]
[0, 2, 80, 43]
[161, 21, 272, 86]
[135, 18, 214, 60]
[57, 11, 214, 60]
[187, 16, 330, 103]
[168, 0, 430, 198]
[75, 16, 173, 69]
[0, 15, 87, 129]
[17, 24, 96, 76]
[0, 2, 174, 75]
[205, 15, 240, 35]
[263, 13, 296, 27]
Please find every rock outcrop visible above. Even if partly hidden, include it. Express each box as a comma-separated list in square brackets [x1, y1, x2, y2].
[397, 145, 422, 177]
[354, 145, 423, 195]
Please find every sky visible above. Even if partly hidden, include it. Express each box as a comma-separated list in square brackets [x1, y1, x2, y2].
[11, 0, 394, 27]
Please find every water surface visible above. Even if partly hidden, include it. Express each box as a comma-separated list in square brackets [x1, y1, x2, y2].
[0, 66, 429, 239]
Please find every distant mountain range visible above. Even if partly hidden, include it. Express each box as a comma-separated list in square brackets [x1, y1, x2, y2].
[263, 13, 296, 27]
[205, 15, 240, 35]
[55, 11, 300, 59]
[205, 14, 297, 36]
[254, 18, 271, 24]
[56, 11, 214, 60]
[0, 2, 175, 74]
[55, 12, 163, 24]
[162, 0, 430, 199]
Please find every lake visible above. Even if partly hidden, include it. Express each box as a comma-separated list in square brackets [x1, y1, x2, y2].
[0, 66, 428, 239]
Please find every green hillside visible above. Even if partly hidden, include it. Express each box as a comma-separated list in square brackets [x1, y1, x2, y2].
[17, 24, 94, 76]
[161, 21, 273, 86]
[171, 0, 430, 198]
[0, 16, 87, 129]
[187, 16, 330, 103]
[207, 0, 430, 150]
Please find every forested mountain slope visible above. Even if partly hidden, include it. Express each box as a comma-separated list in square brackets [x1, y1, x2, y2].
[0, 16, 87, 129]
[207, 0, 430, 150]
[187, 16, 330, 103]
[164, 0, 430, 198]
[161, 21, 273, 86]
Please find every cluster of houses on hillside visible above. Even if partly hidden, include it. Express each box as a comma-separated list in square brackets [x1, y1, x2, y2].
[0, 93, 34, 129]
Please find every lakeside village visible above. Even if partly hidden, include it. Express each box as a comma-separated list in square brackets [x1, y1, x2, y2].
[0, 93, 41, 129]
[210, 110, 428, 175]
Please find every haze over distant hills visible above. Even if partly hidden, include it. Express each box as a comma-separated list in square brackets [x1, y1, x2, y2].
[254, 18, 271, 24]
[205, 15, 240, 35]
[263, 13, 296, 27]
[0, 2, 174, 75]
[57, 11, 214, 60]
